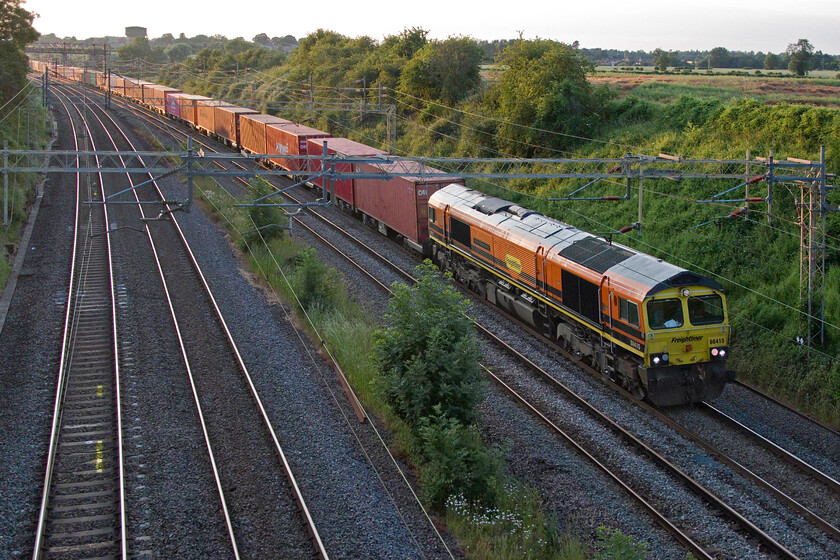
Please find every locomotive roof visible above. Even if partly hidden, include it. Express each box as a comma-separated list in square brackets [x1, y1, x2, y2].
[431, 185, 723, 296]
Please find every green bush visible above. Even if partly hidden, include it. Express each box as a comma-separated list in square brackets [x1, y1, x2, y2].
[594, 527, 647, 560]
[238, 178, 286, 251]
[374, 261, 484, 430]
[291, 247, 341, 312]
[418, 409, 502, 509]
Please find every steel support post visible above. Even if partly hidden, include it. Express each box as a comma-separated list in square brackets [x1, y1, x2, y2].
[3, 141, 8, 226]
[637, 161, 644, 237]
[309, 74, 314, 124]
[185, 136, 193, 212]
[766, 152, 774, 224]
[817, 145, 827, 345]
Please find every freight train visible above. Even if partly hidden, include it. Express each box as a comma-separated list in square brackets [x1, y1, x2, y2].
[31, 60, 733, 405]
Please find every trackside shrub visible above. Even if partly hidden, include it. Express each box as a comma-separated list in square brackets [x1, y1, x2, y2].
[291, 247, 341, 312]
[374, 261, 484, 430]
[594, 527, 647, 560]
[238, 178, 286, 251]
[418, 408, 501, 509]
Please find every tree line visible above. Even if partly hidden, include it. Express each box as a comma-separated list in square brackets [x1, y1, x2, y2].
[647, 39, 827, 76]
[1, 0, 38, 104]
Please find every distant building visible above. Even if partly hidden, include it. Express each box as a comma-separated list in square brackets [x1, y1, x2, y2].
[125, 27, 147, 39]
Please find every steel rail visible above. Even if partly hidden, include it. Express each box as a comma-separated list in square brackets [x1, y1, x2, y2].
[85, 87, 329, 559]
[701, 401, 840, 496]
[33, 84, 127, 559]
[75, 89, 244, 559]
[32, 79, 84, 560]
[734, 379, 840, 438]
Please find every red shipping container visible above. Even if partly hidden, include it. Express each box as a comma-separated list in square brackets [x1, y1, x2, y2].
[239, 113, 292, 155]
[354, 161, 464, 250]
[214, 106, 258, 146]
[178, 94, 211, 126]
[145, 84, 180, 113]
[196, 99, 231, 133]
[265, 123, 328, 172]
[166, 92, 188, 119]
[305, 137, 388, 206]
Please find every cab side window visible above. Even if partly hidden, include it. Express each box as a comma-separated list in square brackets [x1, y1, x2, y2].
[618, 297, 640, 327]
[429, 206, 436, 223]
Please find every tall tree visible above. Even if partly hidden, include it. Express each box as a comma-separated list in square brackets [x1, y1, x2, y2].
[0, 0, 38, 104]
[764, 52, 780, 70]
[252, 33, 270, 47]
[0, 0, 38, 48]
[492, 38, 610, 157]
[786, 38, 814, 76]
[398, 36, 482, 105]
[652, 47, 671, 71]
[708, 46, 730, 68]
[117, 36, 167, 64]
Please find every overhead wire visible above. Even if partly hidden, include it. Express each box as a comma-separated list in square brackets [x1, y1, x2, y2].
[96, 59, 840, 353]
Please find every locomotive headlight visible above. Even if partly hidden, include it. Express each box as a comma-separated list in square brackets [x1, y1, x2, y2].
[651, 353, 669, 366]
[710, 347, 728, 360]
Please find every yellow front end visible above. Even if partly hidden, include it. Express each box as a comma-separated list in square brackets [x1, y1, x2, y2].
[640, 287, 732, 406]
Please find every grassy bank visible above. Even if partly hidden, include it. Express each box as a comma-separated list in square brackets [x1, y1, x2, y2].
[0, 87, 52, 293]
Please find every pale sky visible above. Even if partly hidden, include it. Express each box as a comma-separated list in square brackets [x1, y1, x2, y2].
[25, 0, 840, 54]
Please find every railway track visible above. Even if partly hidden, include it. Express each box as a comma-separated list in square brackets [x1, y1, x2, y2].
[50, 81, 328, 558]
[76, 81, 839, 558]
[33, 84, 127, 559]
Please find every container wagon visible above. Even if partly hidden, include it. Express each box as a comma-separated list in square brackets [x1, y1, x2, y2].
[305, 137, 388, 207]
[265, 123, 329, 173]
[213, 105, 258, 147]
[354, 160, 464, 254]
[239, 113, 293, 156]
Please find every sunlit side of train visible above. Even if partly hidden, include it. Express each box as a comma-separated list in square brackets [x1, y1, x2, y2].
[429, 185, 734, 406]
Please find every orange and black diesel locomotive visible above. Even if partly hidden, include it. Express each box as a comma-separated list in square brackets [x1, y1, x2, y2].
[429, 184, 733, 406]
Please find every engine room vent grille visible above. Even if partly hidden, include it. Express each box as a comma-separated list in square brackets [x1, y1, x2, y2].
[559, 236, 633, 274]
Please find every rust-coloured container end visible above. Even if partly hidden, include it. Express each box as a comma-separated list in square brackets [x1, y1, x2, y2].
[239, 113, 293, 156]
[265, 123, 329, 172]
[355, 160, 464, 247]
[213, 106, 258, 146]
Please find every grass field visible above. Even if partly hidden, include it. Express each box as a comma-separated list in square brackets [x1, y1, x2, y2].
[590, 71, 840, 106]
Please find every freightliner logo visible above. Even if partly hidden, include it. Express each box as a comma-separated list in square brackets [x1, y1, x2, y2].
[670, 335, 703, 343]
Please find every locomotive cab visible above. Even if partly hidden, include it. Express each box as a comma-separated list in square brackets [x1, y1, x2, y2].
[640, 287, 732, 406]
